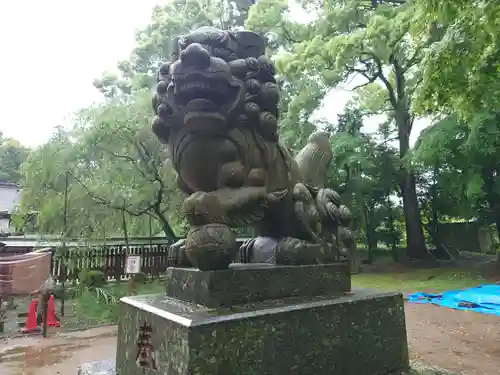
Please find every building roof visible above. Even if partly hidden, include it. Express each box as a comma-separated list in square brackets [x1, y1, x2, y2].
[0, 182, 19, 188]
[0, 183, 20, 214]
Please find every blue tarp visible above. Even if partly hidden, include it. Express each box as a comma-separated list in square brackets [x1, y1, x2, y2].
[407, 284, 500, 316]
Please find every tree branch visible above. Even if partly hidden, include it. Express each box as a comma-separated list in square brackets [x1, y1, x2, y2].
[348, 67, 379, 90]
[279, 24, 302, 44]
[360, 51, 398, 108]
[69, 168, 161, 218]
[404, 48, 423, 71]
[95, 146, 156, 182]
[360, 107, 393, 117]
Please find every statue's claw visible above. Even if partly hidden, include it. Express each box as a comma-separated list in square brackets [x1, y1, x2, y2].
[292, 183, 322, 242]
[316, 188, 341, 223]
[276, 237, 323, 265]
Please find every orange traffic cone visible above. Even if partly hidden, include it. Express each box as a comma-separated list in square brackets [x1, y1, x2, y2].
[21, 299, 39, 333]
[46, 295, 60, 327]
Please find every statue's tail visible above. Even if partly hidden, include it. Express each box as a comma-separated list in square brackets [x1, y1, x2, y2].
[294, 131, 333, 188]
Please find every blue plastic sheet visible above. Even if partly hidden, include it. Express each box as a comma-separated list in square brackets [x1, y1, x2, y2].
[407, 284, 500, 316]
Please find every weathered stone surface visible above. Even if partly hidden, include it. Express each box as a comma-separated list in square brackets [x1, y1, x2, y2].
[77, 359, 115, 375]
[165, 263, 351, 308]
[116, 288, 408, 375]
[399, 361, 460, 375]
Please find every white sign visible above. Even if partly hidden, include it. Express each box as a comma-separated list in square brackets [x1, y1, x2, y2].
[125, 255, 141, 274]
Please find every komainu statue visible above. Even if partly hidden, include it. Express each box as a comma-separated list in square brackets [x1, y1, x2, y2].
[152, 27, 355, 270]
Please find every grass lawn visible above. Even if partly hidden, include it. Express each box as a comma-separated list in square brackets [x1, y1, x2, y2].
[60, 280, 165, 329]
[352, 268, 487, 294]
[60, 261, 496, 330]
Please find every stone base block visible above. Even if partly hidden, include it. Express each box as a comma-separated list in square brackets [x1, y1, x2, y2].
[116, 288, 409, 375]
[165, 263, 350, 308]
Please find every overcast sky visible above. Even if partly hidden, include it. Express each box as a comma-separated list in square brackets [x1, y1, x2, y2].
[0, 0, 161, 147]
[0, 0, 427, 147]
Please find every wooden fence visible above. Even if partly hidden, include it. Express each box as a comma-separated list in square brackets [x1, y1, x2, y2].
[1, 241, 174, 282]
[1, 237, 250, 282]
[52, 242, 176, 282]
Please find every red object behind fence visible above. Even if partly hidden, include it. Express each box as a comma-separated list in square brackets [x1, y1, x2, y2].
[46, 295, 59, 327]
[21, 299, 38, 333]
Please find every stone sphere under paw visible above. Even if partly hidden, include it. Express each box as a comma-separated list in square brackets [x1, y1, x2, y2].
[185, 223, 237, 270]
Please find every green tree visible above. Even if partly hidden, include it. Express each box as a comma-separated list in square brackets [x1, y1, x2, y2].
[329, 108, 378, 259]
[248, 0, 430, 258]
[412, 0, 500, 118]
[18, 128, 99, 237]
[73, 90, 182, 239]
[0, 133, 29, 184]
[328, 107, 401, 261]
[413, 113, 500, 240]
[19, 92, 184, 239]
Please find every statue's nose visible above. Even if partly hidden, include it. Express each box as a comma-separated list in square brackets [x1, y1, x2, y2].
[180, 43, 210, 69]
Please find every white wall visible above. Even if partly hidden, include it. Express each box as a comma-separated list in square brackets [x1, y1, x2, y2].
[0, 218, 10, 233]
[0, 186, 20, 212]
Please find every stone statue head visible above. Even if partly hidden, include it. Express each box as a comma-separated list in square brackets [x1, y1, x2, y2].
[152, 26, 280, 143]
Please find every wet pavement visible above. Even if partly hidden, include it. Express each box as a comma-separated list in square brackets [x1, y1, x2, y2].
[0, 302, 499, 375]
[0, 326, 117, 375]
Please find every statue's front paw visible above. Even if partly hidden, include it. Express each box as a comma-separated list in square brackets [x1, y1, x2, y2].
[182, 192, 221, 225]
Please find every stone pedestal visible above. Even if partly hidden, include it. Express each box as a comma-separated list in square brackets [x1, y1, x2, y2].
[165, 263, 351, 307]
[115, 263, 409, 375]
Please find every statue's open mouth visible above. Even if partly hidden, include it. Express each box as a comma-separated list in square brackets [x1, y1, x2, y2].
[172, 71, 242, 121]
[176, 79, 232, 107]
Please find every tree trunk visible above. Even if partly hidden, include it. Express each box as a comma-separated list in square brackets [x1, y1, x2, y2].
[397, 109, 428, 259]
[426, 178, 442, 250]
[153, 210, 177, 240]
[481, 166, 500, 240]
[386, 196, 398, 261]
[430, 167, 442, 249]
[363, 205, 375, 265]
[400, 170, 428, 258]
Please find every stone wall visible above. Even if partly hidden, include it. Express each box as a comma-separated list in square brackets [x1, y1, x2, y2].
[436, 222, 496, 252]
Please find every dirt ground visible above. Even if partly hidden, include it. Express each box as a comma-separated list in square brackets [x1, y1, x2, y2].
[0, 303, 498, 375]
[406, 303, 500, 375]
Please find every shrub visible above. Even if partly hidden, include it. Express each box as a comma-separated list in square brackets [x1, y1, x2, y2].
[133, 272, 149, 284]
[52, 284, 79, 299]
[79, 269, 107, 289]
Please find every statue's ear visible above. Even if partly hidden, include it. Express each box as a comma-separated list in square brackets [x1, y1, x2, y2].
[235, 31, 265, 58]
